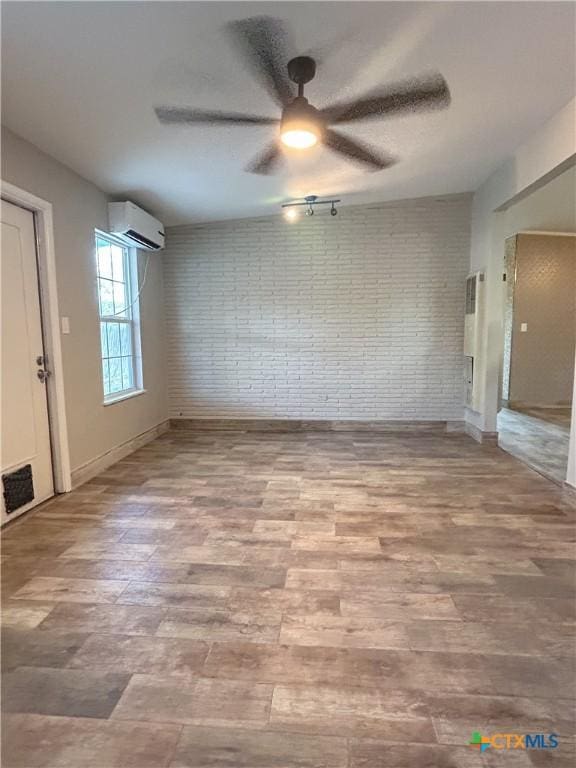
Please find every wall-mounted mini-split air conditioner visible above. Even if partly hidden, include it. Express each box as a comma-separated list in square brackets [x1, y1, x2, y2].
[108, 201, 165, 251]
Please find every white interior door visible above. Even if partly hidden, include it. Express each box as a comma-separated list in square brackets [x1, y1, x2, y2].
[1, 200, 54, 523]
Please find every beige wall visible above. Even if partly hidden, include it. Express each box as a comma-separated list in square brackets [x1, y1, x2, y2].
[1, 126, 168, 474]
[509, 234, 575, 406]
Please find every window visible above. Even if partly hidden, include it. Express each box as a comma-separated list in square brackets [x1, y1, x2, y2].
[95, 233, 142, 400]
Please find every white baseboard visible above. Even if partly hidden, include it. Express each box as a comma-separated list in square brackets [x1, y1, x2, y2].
[170, 418, 460, 434]
[465, 422, 498, 444]
[70, 420, 170, 489]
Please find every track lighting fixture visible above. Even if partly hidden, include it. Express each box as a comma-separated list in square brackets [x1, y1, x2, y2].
[281, 195, 341, 222]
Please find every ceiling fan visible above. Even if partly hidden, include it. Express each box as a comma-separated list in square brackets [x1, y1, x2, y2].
[155, 16, 451, 175]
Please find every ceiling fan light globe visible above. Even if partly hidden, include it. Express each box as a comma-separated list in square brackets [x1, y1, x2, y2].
[280, 123, 320, 149]
[280, 97, 322, 150]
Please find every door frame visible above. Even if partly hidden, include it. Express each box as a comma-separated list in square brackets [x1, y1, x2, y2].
[1, 180, 72, 493]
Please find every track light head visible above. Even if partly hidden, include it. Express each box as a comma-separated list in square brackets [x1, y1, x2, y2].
[281, 194, 341, 221]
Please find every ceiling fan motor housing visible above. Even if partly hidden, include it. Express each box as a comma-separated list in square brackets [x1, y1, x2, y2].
[280, 96, 324, 138]
[287, 56, 316, 85]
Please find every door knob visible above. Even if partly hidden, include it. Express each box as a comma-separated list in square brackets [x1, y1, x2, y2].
[37, 369, 51, 383]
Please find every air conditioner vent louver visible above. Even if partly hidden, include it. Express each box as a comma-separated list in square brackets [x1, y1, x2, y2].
[124, 229, 163, 250]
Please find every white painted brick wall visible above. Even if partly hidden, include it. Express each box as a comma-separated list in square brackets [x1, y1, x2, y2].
[163, 194, 472, 421]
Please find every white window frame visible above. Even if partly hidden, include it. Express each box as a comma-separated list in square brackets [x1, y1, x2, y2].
[95, 230, 144, 404]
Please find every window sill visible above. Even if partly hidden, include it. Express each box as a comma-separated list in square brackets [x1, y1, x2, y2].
[103, 389, 147, 407]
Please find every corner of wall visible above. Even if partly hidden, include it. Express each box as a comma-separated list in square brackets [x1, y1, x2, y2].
[465, 99, 576, 443]
[70, 419, 170, 489]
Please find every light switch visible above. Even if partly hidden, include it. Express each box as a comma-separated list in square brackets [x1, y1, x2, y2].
[520, 323, 528, 332]
[61, 316, 70, 334]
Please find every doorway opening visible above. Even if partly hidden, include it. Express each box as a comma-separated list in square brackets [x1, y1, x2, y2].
[498, 232, 576, 483]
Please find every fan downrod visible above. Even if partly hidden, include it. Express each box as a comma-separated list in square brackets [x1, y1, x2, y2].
[287, 56, 316, 86]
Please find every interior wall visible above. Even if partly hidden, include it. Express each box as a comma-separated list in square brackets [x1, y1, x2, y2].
[468, 98, 576, 436]
[470, 165, 576, 431]
[1, 126, 168, 474]
[163, 194, 471, 422]
[474, 166, 576, 428]
[508, 234, 575, 406]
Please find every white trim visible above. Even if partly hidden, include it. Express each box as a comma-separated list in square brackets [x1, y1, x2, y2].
[95, 227, 127, 249]
[95, 234, 143, 398]
[465, 422, 498, 444]
[128, 247, 144, 391]
[103, 388, 147, 406]
[516, 230, 576, 237]
[1, 180, 72, 493]
[70, 419, 169, 488]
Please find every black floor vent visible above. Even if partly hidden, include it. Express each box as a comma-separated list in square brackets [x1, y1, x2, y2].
[3, 464, 34, 514]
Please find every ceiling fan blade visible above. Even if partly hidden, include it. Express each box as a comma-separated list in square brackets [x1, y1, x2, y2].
[323, 129, 396, 171]
[155, 106, 277, 126]
[227, 16, 294, 107]
[321, 73, 450, 124]
[246, 142, 283, 175]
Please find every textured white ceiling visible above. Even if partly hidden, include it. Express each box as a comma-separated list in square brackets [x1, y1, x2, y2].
[2, 1, 575, 224]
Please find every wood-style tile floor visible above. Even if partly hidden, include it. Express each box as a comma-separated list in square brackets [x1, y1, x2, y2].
[498, 407, 571, 484]
[2, 429, 575, 767]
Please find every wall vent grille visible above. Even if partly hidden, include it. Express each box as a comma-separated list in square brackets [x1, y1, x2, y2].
[3, 464, 34, 514]
[465, 275, 476, 314]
